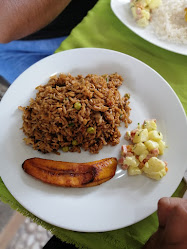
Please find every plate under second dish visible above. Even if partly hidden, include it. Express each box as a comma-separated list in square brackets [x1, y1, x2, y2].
[111, 0, 187, 56]
[0, 48, 187, 232]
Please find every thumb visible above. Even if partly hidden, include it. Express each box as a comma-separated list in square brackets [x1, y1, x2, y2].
[163, 202, 187, 244]
[157, 197, 187, 228]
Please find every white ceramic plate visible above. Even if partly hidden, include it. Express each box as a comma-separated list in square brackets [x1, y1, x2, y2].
[0, 48, 187, 232]
[111, 0, 187, 56]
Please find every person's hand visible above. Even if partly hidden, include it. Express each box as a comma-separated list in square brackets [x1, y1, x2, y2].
[143, 197, 187, 249]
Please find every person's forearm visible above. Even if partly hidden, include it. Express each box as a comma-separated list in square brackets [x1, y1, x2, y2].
[0, 0, 71, 43]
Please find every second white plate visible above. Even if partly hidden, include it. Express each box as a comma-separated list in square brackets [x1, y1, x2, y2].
[111, 0, 187, 55]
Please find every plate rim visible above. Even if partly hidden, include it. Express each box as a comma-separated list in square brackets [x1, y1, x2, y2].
[110, 0, 187, 56]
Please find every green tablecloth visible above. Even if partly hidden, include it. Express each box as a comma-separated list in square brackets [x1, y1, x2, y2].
[0, 0, 187, 248]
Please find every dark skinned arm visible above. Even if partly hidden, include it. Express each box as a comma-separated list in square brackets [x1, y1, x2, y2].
[0, 0, 71, 43]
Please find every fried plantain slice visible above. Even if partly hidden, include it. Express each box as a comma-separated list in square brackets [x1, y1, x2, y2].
[22, 157, 117, 187]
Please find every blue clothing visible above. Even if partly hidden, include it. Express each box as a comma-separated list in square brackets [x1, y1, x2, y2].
[0, 37, 67, 84]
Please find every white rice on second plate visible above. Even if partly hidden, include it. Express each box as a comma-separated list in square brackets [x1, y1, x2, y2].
[150, 0, 187, 44]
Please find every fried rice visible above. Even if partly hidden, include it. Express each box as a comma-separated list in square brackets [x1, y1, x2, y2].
[19, 73, 131, 154]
